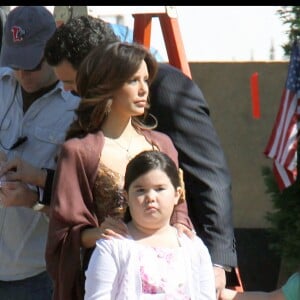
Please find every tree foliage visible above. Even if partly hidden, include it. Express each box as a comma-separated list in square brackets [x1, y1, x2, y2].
[277, 6, 300, 55]
[262, 165, 300, 270]
[263, 6, 300, 271]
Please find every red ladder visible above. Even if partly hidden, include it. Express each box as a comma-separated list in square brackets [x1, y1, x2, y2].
[132, 6, 244, 292]
[132, 6, 191, 79]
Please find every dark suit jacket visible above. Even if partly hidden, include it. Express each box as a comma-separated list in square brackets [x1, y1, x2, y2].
[149, 63, 238, 284]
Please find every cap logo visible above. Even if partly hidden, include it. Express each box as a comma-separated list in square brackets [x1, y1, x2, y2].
[11, 26, 26, 42]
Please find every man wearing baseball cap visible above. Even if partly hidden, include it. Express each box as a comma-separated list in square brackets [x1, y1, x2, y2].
[0, 6, 80, 299]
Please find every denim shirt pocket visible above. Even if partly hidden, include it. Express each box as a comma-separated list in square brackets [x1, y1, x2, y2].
[34, 126, 66, 145]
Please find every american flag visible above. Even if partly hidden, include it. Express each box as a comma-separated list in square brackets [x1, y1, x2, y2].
[264, 40, 300, 191]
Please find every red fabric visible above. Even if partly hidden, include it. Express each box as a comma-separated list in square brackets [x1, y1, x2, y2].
[46, 130, 192, 300]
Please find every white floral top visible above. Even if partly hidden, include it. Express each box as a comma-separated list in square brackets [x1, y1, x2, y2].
[85, 233, 216, 299]
[139, 246, 190, 299]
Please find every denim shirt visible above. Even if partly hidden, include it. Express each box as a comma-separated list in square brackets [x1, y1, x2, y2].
[0, 67, 80, 280]
[109, 23, 165, 62]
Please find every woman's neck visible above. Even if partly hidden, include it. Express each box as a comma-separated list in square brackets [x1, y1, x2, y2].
[101, 116, 137, 139]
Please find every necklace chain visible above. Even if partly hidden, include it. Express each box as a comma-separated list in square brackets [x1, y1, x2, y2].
[106, 135, 133, 161]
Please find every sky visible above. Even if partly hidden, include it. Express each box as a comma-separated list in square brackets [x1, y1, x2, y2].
[86, 6, 290, 62]
[45, 6, 289, 62]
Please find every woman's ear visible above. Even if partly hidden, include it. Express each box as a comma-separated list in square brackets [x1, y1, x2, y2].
[105, 98, 113, 115]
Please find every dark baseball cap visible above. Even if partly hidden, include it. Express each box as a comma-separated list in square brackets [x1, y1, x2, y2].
[0, 6, 56, 70]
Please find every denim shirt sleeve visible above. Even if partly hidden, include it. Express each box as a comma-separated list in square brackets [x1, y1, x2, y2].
[109, 23, 165, 61]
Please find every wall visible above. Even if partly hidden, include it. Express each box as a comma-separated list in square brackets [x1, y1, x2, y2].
[190, 62, 289, 290]
[190, 62, 288, 228]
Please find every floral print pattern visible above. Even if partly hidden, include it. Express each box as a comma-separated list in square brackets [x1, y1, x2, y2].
[139, 246, 190, 299]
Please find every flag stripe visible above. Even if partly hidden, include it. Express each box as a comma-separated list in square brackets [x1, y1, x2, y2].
[273, 93, 294, 160]
[264, 90, 293, 157]
[279, 112, 297, 166]
[273, 161, 294, 191]
[264, 40, 300, 191]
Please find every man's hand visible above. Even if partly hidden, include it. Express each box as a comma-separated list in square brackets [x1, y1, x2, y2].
[214, 266, 226, 299]
[0, 181, 37, 208]
[0, 156, 47, 187]
[219, 288, 238, 300]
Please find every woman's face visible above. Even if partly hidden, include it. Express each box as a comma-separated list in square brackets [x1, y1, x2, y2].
[110, 60, 149, 118]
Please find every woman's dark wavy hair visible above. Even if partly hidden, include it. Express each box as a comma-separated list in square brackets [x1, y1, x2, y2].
[65, 42, 158, 140]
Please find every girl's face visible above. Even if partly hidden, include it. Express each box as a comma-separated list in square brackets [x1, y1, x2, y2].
[125, 168, 182, 230]
[110, 60, 149, 118]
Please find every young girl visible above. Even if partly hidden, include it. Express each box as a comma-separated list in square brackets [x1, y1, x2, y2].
[84, 150, 216, 299]
[220, 271, 300, 300]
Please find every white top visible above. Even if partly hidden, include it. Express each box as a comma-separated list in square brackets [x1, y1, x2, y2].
[84, 232, 216, 300]
[0, 67, 80, 280]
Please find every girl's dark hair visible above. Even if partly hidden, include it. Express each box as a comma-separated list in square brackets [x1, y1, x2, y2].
[124, 150, 180, 192]
[65, 41, 158, 140]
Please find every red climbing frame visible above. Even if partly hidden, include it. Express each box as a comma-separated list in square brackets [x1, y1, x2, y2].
[132, 6, 244, 292]
[132, 6, 192, 79]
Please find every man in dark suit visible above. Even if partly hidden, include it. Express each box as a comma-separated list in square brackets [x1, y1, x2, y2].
[1, 14, 239, 296]
[150, 63, 238, 288]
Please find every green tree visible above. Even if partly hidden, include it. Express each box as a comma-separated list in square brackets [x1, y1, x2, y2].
[263, 6, 300, 272]
[262, 163, 300, 271]
[277, 6, 300, 55]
